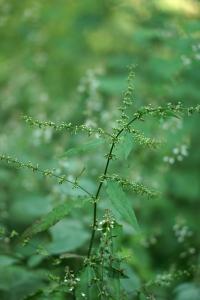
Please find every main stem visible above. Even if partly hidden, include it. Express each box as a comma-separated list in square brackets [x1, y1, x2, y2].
[87, 116, 138, 258]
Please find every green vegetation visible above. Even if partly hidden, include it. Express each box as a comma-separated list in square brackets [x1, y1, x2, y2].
[0, 1, 200, 299]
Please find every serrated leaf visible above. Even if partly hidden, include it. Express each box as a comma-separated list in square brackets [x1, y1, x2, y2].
[174, 283, 200, 300]
[60, 139, 104, 157]
[0, 266, 46, 299]
[75, 266, 97, 299]
[106, 182, 139, 233]
[47, 219, 89, 254]
[10, 195, 52, 224]
[120, 263, 141, 295]
[109, 277, 121, 299]
[114, 133, 134, 160]
[21, 202, 72, 241]
[0, 255, 18, 267]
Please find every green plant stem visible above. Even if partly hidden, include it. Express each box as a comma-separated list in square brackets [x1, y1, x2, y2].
[87, 116, 138, 258]
[0, 155, 93, 197]
[36, 167, 93, 197]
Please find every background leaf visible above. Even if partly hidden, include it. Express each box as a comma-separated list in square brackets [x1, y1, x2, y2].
[174, 283, 200, 300]
[106, 181, 139, 233]
[60, 139, 104, 158]
[47, 219, 89, 254]
[22, 202, 72, 240]
[114, 133, 134, 160]
[0, 266, 46, 300]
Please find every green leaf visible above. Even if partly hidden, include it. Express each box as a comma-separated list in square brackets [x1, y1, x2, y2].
[114, 133, 134, 160]
[174, 283, 200, 300]
[60, 139, 104, 157]
[47, 219, 89, 254]
[0, 255, 18, 267]
[106, 257, 122, 299]
[120, 264, 141, 295]
[139, 293, 147, 300]
[109, 277, 121, 300]
[75, 266, 97, 299]
[21, 202, 72, 241]
[0, 266, 46, 300]
[10, 195, 52, 224]
[106, 182, 139, 233]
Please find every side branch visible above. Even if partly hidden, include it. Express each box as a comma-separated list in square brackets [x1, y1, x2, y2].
[23, 115, 111, 137]
[0, 155, 93, 197]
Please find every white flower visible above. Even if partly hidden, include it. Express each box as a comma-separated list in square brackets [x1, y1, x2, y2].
[59, 160, 69, 169]
[189, 248, 196, 254]
[24, 9, 33, 18]
[33, 129, 42, 138]
[67, 175, 74, 181]
[195, 54, 200, 60]
[181, 55, 191, 66]
[77, 85, 85, 93]
[163, 156, 169, 162]
[177, 155, 183, 161]
[40, 93, 49, 102]
[55, 168, 61, 175]
[181, 145, 188, 156]
[169, 157, 175, 164]
[192, 45, 197, 51]
[173, 148, 179, 155]
[85, 119, 97, 128]
[162, 122, 169, 130]
[178, 237, 184, 243]
[44, 128, 52, 143]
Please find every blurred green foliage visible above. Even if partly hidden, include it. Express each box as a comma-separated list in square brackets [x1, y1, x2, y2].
[0, 0, 200, 299]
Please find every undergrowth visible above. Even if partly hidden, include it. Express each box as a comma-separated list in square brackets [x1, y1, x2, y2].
[0, 67, 200, 299]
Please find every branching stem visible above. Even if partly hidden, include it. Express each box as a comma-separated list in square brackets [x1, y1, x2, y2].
[87, 116, 138, 257]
